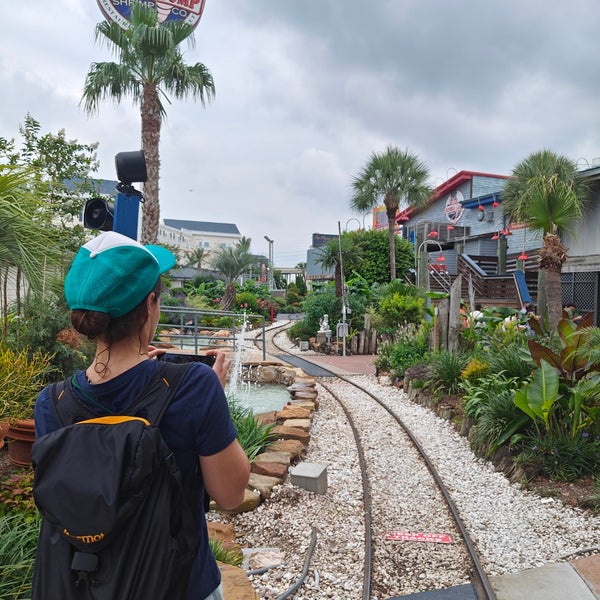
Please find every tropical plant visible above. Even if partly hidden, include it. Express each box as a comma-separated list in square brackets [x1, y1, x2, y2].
[514, 316, 600, 439]
[81, 1, 215, 244]
[227, 397, 275, 461]
[211, 242, 259, 311]
[315, 235, 362, 297]
[0, 166, 63, 337]
[502, 150, 590, 330]
[185, 247, 209, 269]
[350, 146, 431, 281]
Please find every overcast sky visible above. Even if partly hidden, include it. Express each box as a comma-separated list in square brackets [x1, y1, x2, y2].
[2, 1, 600, 266]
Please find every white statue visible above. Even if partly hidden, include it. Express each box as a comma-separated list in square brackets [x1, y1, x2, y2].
[319, 314, 329, 332]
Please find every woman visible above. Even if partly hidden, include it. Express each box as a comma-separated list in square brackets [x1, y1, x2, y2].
[34, 231, 250, 600]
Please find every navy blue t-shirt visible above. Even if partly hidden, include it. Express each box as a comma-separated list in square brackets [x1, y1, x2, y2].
[34, 359, 238, 599]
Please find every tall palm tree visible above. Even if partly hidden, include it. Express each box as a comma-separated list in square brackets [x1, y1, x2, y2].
[350, 146, 431, 281]
[81, 2, 215, 245]
[502, 149, 590, 330]
[211, 241, 259, 311]
[315, 236, 362, 297]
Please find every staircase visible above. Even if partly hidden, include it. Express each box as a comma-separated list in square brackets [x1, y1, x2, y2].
[427, 253, 538, 308]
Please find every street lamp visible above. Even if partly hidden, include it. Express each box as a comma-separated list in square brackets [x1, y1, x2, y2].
[264, 236, 274, 290]
[344, 218, 361, 232]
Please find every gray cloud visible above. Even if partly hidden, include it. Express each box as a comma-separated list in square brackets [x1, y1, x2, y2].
[2, 1, 600, 265]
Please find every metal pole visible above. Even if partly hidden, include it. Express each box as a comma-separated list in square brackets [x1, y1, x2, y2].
[264, 236, 274, 290]
[338, 221, 347, 357]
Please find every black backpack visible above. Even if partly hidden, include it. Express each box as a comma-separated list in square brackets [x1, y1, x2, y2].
[31, 362, 197, 600]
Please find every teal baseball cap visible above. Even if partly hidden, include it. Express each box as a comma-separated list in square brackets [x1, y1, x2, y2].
[64, 231, 176, 318]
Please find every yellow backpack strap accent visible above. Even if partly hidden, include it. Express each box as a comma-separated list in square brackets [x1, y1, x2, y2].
[77, 416, 151, 426]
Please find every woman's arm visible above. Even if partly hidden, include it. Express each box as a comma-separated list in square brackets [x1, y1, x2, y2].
[200, 439, 250, 509]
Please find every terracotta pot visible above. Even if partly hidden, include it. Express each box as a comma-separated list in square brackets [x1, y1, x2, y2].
[0, 420, 9, 450]
[7, 418, 36, 468]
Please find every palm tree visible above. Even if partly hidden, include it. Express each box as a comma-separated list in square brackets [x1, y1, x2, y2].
[211, 241, 259, 311]
[81, 2, 215, 245]
[185, 247, 208, 269]
[502, 149, 590, 330]
[350, 146, 431, 281]
[315, 236, 362, 297]
[0, 167, 61, 337]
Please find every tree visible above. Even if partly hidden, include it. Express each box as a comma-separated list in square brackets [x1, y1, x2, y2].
[185, 247, 208, 269]
[0, 113, 100, 254]
[81, 2, 215, 245]
[211, 241, 260, 311]
[347, 228, 414, 285]
[0, 166, 62, 337]
[350, 146, 431, 281]
[315, 235, 362, 297]
[502, 149, 590, 330]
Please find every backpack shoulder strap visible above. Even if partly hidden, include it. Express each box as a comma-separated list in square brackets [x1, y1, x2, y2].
[127, 361, 191, 424]
[49, 362, 192, 427]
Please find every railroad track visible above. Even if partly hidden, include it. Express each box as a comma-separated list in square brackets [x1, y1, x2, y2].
[242, 320, 496, 599]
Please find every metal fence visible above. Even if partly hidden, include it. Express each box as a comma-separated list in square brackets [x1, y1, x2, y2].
[155, 307, 267, 360]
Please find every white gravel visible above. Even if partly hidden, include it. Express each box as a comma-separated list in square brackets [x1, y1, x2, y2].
[215, 320, 600, 599]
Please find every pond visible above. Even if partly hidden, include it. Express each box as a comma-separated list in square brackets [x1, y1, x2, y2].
[227, 383, 290, 414]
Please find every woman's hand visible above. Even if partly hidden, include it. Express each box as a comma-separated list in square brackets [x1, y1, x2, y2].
[147, 345, 167, 360]
[206, 350, 231, 389]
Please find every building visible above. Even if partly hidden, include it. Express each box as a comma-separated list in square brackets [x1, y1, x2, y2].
[399, 168, 600, 325]
[158, 219, 242, 260]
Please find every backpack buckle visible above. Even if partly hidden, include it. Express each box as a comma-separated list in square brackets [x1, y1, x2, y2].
[72, 551, 98, 585]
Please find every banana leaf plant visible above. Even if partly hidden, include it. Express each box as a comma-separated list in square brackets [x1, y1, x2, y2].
[514, 313, 600, 437]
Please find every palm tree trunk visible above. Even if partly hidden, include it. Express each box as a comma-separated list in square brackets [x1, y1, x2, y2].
[545, 268, 563, 330]
[220, 283, 237, 311]
[140, 83, 162, 245]
[387, 209, 396, 281]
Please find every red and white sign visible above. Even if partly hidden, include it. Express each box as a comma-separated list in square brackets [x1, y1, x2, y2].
[385, 531, 454, 544]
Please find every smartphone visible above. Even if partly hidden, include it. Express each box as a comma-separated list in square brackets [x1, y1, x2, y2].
[158, 352, 216, 367]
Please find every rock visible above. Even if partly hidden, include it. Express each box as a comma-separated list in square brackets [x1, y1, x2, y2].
[207, 522, 243, 558]
[271, 425, 310, 445]
[218, 563, 260, 600]
[247, 473, 281, 500]
[253, 411, 278, 426]
[276, 406, 311, 420]
[268, 438, 305, 459]
[251, 460, 288, 480]
[282, 418, 311, 432]
[254, 451, 291, 466]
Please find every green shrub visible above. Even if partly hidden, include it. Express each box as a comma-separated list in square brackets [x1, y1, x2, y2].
[469, 390, 530, 456]
[487, 343, 534, 382]
[428, 351, 469, 397]
[0, 469, 36, 518]
[377, 293, 425, 332]
[227, 397, 275, 461]
[209, 538, 243, 567]
[0, 512, 39, 600]
[516, 432, 600, 481]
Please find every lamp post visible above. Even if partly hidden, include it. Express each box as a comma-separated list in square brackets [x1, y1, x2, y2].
[344, 217, 361, 232]
[264, 236, 274, 290]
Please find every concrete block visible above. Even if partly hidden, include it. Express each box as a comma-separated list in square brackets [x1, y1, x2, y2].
[289, 462, 327, 494]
